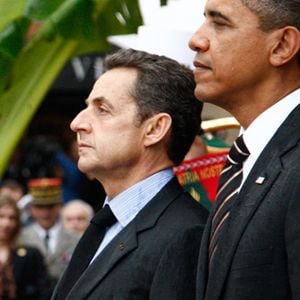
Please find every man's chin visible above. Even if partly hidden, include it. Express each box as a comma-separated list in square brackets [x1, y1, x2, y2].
[77, 162, 96, 180]
[86, 173, 96, 180]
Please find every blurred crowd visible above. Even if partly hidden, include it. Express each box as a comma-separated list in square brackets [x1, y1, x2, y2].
[0, 176, 97, 299]
[2, 134, 106, 210]
[0, 134, 105, 299]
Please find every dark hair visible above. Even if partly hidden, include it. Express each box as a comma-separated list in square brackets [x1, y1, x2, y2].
[241, 0, 300, 63]
[241, 0, 299, 31]
[104, 48, 203, 165]
[0, 195, 21, 242]
[0, 179, 24, 194]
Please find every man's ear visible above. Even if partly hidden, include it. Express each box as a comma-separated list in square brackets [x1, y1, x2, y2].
[144, 113, 172, 147]
[269, 26, 300, 66]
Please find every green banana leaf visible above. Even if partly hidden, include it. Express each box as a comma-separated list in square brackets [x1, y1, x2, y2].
[0, 0, 144, 178]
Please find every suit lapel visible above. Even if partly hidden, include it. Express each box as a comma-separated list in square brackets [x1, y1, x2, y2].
[66, 178, 183, 299]
[46, 229, 65, 265]
[196, 213, 212, 300]
[205, 104, 300, 299]
[54, 229, 69, 255]
[67, 224, 138, 299]
[25, 226, 47, 255]
[206, 158, 282, 299]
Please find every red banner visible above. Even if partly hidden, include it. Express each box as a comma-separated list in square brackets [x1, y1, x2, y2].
[173, 151, 228, 206]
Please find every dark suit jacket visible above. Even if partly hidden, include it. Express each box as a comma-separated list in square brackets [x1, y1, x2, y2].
[197, 104, 300, 300]
[52, 178, 208, 299]
[13, 245, 53, 300]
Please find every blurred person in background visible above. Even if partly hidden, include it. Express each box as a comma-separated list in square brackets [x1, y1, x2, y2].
[0, 179, 24, 202]
[4, 134, 106, 212]
[54, 137, 86, 203]
[61, 199, 94, 236]
[0, 195, 52, 299]
[0, 179, 33, 226]
[20, 178, 80, 285]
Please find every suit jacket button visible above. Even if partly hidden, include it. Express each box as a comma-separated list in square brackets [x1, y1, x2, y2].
[118, 243, 125, 251]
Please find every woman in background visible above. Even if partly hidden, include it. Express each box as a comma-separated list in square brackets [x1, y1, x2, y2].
[0, 195, 52, 300]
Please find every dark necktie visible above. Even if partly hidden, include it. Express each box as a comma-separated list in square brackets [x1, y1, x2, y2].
[209, 135, 250, 264]
[44, 231, 50, 252]
[56, 205, 117, 299]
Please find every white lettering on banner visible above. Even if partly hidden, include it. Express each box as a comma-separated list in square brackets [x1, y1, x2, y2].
[71, 56, 104, 81]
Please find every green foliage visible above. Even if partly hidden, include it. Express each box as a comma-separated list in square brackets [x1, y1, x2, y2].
[0, 0, 27, 31]
[24, 0, 65, 19]
[0, 0, 144, 178]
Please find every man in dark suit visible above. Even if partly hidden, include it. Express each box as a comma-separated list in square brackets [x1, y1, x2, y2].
[52, 48, 208, 299]
[189, 0, 300, 299]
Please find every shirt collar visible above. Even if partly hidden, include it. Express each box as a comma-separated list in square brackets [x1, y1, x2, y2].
[242, 88, 300, 158]
[33, 220, 61, 238]
[104, 168, 174, 228]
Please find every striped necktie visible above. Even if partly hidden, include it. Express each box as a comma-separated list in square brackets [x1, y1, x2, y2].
[209, 134, 250, 264]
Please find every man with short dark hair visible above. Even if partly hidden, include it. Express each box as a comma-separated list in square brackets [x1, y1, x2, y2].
[189, 0, 300, 299]
[52, 48, 208, 299]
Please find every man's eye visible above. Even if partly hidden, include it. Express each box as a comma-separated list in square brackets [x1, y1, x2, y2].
[98, 106, 108, 113]
[212, 21, 226, 27]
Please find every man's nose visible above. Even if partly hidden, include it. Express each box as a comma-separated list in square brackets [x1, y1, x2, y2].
[189, 26, 209, 52]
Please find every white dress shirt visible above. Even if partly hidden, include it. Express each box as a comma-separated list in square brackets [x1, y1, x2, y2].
[33, 221, 61, 254]
[242, 88, 300, 185]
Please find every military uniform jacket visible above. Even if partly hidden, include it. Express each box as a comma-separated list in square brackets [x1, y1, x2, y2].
[21, 223, 80, 281]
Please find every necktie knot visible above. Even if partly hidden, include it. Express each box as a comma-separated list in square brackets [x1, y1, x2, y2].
[227, 135, 250, 165]
[91, 205, 117, 228]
